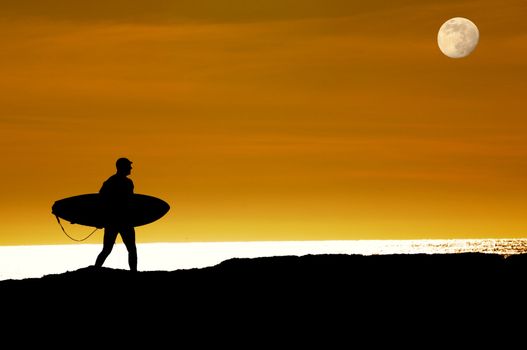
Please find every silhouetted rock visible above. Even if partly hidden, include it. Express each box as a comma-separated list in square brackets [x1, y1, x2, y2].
[1, 253, 525, 338]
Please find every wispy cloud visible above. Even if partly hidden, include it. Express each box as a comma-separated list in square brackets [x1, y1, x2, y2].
[0, 0, 461, 23]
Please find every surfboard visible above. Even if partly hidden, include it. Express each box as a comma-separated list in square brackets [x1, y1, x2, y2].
[52, 193, 170, 228]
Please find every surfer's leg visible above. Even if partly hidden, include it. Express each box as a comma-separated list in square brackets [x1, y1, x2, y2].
[121, 227, 137, 272]
[94, 227, 118, 268]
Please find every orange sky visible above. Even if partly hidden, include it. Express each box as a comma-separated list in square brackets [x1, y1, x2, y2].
[1, 0, 527, 245]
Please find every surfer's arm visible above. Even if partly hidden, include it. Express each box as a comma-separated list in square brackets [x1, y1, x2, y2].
[99, 181, 108, 194]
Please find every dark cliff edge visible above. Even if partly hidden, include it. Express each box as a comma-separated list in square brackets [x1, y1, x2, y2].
[1, 253, 526, 337]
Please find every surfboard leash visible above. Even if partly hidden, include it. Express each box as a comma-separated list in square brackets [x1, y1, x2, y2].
[55, 215, 100, 242]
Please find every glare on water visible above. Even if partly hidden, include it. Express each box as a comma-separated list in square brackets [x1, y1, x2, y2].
[1, 239, 526, 281]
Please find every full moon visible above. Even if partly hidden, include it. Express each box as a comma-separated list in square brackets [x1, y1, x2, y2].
[437, 17, 479, 58]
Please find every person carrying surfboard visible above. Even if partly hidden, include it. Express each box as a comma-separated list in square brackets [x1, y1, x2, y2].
[94, 157, 138, 272]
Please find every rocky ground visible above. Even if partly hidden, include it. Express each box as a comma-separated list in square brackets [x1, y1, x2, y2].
[1, 253, 525, 343]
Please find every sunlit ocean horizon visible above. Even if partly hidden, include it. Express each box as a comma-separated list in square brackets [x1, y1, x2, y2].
[1, 238, 526, 281]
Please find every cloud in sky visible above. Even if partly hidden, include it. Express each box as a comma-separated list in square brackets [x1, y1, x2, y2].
[1, 1, 456, 22]
[1, 0, 527, 243]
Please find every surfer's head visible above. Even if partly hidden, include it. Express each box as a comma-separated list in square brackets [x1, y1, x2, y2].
[116, 157, 133, 176]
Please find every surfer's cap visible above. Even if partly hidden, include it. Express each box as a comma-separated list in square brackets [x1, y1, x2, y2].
[116, 157, 133, 169]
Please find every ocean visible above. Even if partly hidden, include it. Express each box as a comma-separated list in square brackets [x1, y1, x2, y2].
[1, 238, 526, 281]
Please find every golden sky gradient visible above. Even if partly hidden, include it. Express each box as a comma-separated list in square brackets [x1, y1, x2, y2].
[1, 0, 527, 245]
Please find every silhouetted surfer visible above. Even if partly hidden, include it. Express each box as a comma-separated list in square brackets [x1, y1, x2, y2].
[95, 157, 137, 272]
